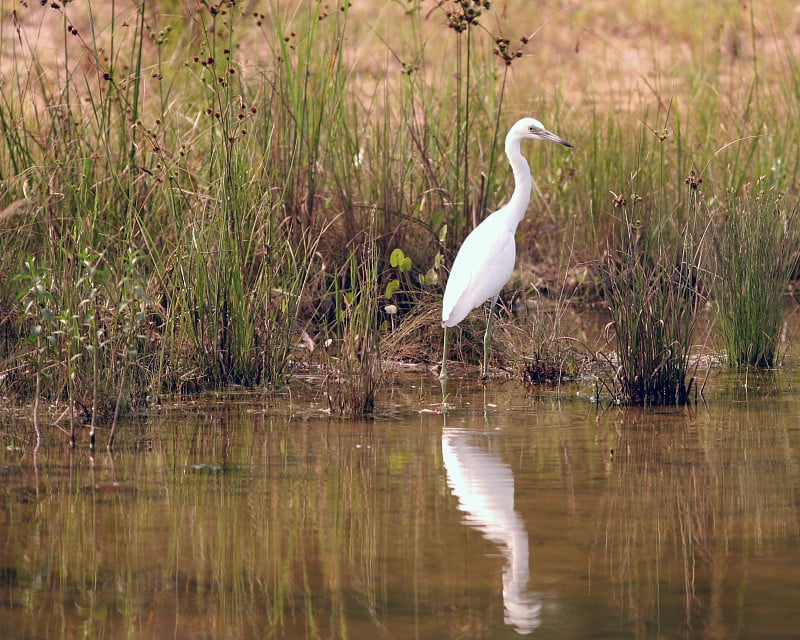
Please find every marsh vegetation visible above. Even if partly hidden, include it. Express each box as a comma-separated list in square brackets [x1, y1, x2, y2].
[2, 0, 800, 440]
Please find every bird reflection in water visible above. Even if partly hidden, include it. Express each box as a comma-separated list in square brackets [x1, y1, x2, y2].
[442, 427, 542, 634]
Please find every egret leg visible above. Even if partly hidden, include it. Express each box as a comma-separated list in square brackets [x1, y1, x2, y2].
[481, 294, 500, 380]
[439, 326, 449, 380]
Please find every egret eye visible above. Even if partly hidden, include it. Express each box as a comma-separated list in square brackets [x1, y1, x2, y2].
[528, 125, 538, 133]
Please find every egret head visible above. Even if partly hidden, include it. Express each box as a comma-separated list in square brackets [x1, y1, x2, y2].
[510, 117, 572, 148]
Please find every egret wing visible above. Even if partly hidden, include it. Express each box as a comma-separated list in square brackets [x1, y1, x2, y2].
[442, 217, 516, 326]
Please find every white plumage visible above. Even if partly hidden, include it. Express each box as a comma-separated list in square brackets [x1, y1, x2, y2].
[440, 117, 571, 379]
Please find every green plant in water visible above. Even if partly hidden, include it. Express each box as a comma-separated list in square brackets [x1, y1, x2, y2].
[105, 249, 151, 450]
[325, 232, 384, 415]
[711, 183, 800, 368]
[601, 195, 707, 406]
[74, 249, 108, 449]
[17, 258, 59, 446]
[12, 247, 154, 449]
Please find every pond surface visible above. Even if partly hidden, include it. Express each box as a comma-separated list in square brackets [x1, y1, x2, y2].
[1, 369, 800, 639]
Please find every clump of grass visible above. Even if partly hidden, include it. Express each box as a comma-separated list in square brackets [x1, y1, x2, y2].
[711, 183, 800, 368]
[600, 196, 707, 406]
[516, 306, 592, 385]
[380, 300, 442, 367]
[14, 249, 152, 449]
[323, 230, 384, 415]
[490, 245, 593, 384]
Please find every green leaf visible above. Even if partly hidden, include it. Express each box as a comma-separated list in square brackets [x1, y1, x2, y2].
[438, 224, 448, 243]
[390, 248, 405, 268]
[385, 279, 400, 299]
[391, 248, 413, 272]
[420, 268, 438, 286]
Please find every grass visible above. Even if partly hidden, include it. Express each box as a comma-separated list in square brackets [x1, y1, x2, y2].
[600, 195, 707, 405]
[2, 0, 800, 429]
[323, 228, 384, 415]
[711, 184, 800, 367]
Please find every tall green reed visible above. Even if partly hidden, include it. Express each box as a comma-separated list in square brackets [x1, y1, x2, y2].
[324, 229, 383, 414]
[599, 116, 708, 405]
[711, 185, 799, 368]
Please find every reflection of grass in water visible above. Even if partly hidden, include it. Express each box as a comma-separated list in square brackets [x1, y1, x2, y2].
[0, 412, 447, 637]
[596, 409, 799, 635]
[0, 446, 158, 637]
[3, 394, 799, 636]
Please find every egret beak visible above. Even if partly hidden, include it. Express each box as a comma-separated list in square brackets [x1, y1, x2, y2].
[542, 129, 572, 148]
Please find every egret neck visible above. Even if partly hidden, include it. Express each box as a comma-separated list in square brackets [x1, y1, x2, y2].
[502, 134, 532, 230]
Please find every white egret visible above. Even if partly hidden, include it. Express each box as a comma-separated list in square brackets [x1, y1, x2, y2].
[440, 118, 572, 380]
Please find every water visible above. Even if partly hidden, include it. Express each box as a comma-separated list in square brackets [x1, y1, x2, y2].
[1, 372, 800, 639]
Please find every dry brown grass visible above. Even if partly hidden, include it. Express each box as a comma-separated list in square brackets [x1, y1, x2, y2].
[4, 1, 800, 116]
[350, 1, 800, 110]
